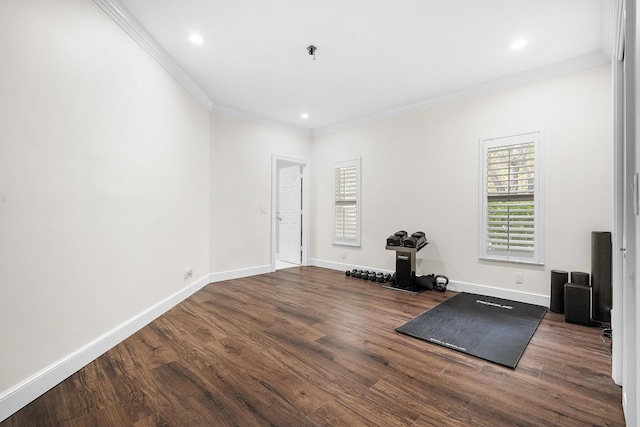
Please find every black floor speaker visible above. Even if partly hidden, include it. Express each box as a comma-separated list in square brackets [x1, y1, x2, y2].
[565, 284, 592, 326]
[592, 231, 612, 323]
[550, 270, 568, 313]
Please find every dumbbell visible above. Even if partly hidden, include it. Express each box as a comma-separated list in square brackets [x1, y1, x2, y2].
[383, 273, 391, 282]
[368, 272, 376, 281]
[354, 270, 362, 278]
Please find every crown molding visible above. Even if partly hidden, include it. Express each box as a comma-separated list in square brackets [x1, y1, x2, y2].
[95, 0, 311, 136]
[209, 104, 312, 137]
[93, 0, 214, 111]
[93, 0, 613, 140]
[313, 51, 611, 137]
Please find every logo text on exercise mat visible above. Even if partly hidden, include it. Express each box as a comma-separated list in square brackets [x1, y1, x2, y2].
[476, 299, 514, 310]
[429, 337, 466, 352]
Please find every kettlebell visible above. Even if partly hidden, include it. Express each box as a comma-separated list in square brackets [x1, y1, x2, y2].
[434, 275, 449, 292]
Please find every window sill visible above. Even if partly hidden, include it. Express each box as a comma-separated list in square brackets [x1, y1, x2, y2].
[479, 256, 544, 266]
[333, 241, 361, 247]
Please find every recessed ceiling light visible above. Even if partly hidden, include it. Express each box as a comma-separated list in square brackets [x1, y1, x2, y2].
[189, 34, 204, 44]
[511, 39, 528, 50]
[300, 113, 309, 119]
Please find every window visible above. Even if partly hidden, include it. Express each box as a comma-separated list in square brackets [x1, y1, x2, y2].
[333, 158, 361, 246]
[479, 132, 543, 264]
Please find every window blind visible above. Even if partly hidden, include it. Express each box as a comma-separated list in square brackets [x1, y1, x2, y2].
[333, 158, 361, 246]
[335, 165, 358, 242]
[486, 142, 535, 254]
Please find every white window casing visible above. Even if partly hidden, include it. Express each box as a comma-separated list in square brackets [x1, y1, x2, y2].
[333, 158, 361, 247]
[479, 131, 544, 264]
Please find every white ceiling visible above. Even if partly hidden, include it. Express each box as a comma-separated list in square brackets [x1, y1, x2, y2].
[107, 0, 610, 133]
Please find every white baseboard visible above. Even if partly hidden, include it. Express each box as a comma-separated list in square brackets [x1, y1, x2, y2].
[310, 258, 549, 307]
[447, 280, 549, 307]
[0, 263, 548, 422]
[0, 264, 271, 422]
[207, 265, 272, 283]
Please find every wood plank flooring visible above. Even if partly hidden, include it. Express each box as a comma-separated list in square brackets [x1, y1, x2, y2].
[1, 266, 624, 426]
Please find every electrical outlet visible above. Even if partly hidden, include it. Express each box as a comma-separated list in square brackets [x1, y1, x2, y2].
[515, 272, 523, 284]
[185, 269, 193, 280]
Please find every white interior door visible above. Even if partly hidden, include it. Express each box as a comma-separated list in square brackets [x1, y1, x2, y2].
[278, 165, 302, 264]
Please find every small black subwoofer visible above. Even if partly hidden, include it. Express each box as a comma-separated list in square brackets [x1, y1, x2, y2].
[564, 284, 592, 326]
[570, 271, 590, 286]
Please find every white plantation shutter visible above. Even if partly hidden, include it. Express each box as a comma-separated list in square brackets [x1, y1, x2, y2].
[487, 142, 535, 252]
[333, 158, 361, 246]
[480, 132, 543, 264]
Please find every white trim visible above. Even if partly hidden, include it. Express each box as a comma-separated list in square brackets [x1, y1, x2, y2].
[479, 131, 544, 265]
[310, 258, 548, 306]
[0, 263, 548, 421]
[610, 0, 625, 390]
[0, 273, 211, 422]
[446, 280, 549, 307]
[314, 52, 609, 137]
[93, 0, 312, 137]
[210, 105, 312, 137]
[0, 264, 273, 422]
[271, 155, 310, 272]
[93, 0, 214, 111]
[92, 0, 610, 138]
[207, 265, 272, 283]
[332, 158, 362, 247]
[96, 0, 609, 140]
[612, 34, 625, 387]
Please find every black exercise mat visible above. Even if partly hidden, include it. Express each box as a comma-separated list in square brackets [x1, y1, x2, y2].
[396, 292, 547, 368]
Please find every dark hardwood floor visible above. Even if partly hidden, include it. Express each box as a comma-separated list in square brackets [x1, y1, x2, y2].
[2, 266, 624, 426]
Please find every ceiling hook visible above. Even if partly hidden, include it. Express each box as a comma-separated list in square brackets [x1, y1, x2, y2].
[307, 45, 317, 60]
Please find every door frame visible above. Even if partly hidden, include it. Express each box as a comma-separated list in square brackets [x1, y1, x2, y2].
[271, 154, 310, 271]
[612, 1, 625, 387]
[612, 1, 640, 422]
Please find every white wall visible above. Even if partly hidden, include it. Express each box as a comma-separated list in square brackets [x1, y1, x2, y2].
[209, 115, 311, 273]
[0, 0, 210, 414]
[312, 64, 613, 299]
[0, 0, 616, 420]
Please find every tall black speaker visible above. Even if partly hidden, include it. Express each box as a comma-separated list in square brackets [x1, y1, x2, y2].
[550, 270, 568, 313]
[592, 231, 612, 322]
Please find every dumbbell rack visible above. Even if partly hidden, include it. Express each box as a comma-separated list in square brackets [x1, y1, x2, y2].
[384, 244, 428, 294]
